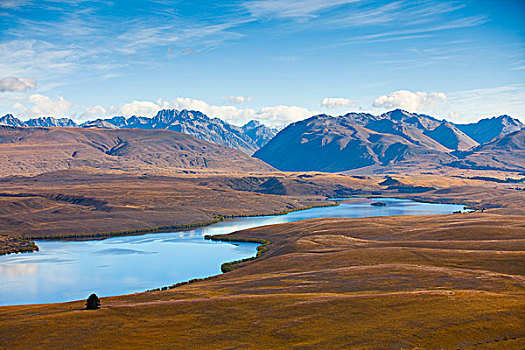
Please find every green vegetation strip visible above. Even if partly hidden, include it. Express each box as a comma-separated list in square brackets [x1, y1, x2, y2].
[137, 204, 342, 292]
[204, 235, 271, 273]
[31, 201, 339, 241]
[147, 236, 271, 292]
[0, 238, 39, 256]
[30, 218, 224, 241]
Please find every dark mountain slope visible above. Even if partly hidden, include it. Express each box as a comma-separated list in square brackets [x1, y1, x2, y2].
[255, 111, 524, 173]
[423, 121, 478, 151]
[455, 115, 523, 144]
[448, 130, 525, 172]
[344, 109, 476, 151]
[241, 120, 278, 148]
[254, 114, 454, 172]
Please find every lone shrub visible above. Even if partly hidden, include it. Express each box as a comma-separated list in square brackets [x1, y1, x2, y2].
[86, 293, 100, 310]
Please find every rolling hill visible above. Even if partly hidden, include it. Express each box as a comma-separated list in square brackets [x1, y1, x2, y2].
[0, 126, 274, 175]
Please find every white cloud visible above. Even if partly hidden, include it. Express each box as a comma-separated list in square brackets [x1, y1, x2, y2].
[120, 100, 168, 117]
[370, 86, 525, 123]
[79, 105, 107, 121]
[373, 90, 447, 112]
[321, 97, 353, 109]
[346, 16, 488, 44]
[243, 0, 358, 20]
[0, 40, 80, 78]
[171, 97, 315, 126]
[13, 94, 72, 117]
[448, 111, 461, 120]
[173, 97, 257, 125]
[0, 76, 36, 92]
[222, 95, 253, 105]
[0, 0, 30, 9]
[9, 95, 315, 126]
[255, 105, 313, 125]
[77, 97, 313, 126]
[0, 4, 249, 85]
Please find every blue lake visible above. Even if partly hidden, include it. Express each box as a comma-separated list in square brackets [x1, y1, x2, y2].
[0, 198, 466, 305]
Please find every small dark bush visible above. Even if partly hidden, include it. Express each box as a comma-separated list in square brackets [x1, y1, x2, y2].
[86, 293, 100, 310]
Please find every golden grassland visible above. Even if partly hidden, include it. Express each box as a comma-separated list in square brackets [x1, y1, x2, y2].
[0, 126, 275, 175]
[1, 168, 525, 349]
[0, 213, 524, 349]
[1, 168, 523, 252]
[0, 168, 381, 253]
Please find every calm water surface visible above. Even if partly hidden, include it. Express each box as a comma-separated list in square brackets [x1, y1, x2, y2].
[0, 198, 466, 305]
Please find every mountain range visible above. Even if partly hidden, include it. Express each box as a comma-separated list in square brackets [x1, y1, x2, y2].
[1, 108, 523, 174]
[0, 110, 279, 154]
[254, 109, 524, 173]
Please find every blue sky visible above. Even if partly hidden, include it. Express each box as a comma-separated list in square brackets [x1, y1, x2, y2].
[0, 0, 524, 126]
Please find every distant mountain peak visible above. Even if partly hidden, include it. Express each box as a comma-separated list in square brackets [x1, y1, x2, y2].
[455, 115, 524, 144]
[243, 120, 262, 128]
[81, 119, 118, 129]
[26, 116, 77, 128]
[241, 119, 279, 148]
[495, 114, 522, 126]
[0, 114, 24, 127]
[382, 109, 415, 120]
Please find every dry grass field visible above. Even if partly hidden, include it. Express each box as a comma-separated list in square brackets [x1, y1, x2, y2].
[0, 161, 524, 348]
[1, 213, 523, 349]
[0, 169, 385, 253]
[0, 168, 524, 251]
[0, 126, 274, 175]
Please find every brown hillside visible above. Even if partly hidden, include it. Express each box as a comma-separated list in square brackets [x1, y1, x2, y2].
[0, 126, 273, 175]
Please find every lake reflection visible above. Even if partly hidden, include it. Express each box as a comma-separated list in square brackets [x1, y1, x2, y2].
[0, 198, 466, 305]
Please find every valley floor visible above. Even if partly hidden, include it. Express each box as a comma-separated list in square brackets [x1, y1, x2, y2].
[0, 169, 381, 253]
[1, 213, 524, 349]
[0, 170, 524, 349]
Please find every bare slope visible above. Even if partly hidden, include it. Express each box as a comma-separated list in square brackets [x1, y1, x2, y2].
[254, 113, 455, 172]
[448, 130, 525, 172]
[254, 111, 523, 173]
[455, 115, 524, 143]
[0, 126, 273, 175]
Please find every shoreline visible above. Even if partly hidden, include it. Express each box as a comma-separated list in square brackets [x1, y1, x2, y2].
[0, 237, 39, 256]
[0, 197, 473, 306]
[0, 201, 339, 256]
[91, 197, 471, 298]
[1, 207, 522, 348]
